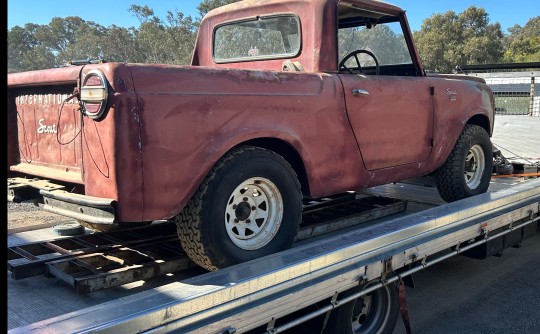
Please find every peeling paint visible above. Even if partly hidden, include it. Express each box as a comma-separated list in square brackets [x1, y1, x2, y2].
[246, 70, 281, 82]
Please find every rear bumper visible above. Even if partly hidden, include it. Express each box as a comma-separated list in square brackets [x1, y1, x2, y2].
[40, 189, 115, 225]
[8, 177, 116, 225]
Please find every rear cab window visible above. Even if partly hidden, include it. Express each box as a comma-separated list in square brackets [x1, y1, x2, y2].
[213, 14, 301, 63]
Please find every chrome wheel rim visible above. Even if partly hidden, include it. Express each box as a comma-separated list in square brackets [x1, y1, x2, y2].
[225, 177, 283, 250]
[465, 144, 485, 189]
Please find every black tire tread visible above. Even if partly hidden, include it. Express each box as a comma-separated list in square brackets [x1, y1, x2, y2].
[323, 282, 399, 334]
[436, 124, 492, 202]
[176, 146, 301, 271]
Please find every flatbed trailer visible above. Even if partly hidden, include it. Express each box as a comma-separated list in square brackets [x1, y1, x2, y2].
[8, 177, 540, 334]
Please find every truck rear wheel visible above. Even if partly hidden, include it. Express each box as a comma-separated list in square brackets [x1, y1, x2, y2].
[435, 124, 493, 202]
[323, 281, 399, 334]
[175, 146, 302, 271]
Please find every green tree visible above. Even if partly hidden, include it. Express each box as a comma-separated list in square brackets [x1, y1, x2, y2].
[8, 24, 56, 72]
[197, 0, 242, 18]
[129, 5, 197, 65]
[33, 16, 106, 64]
[99, 26, 143, 63]
[56, 19, 107, 63]
[504, 17, 540, 62]
[8, 4, 198, 72]
[414, 6, 504, 73]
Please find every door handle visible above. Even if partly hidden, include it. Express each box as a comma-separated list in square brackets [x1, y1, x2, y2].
[352, 88, 369, 96]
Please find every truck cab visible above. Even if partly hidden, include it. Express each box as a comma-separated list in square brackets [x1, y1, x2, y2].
[193, 0, 422, 74]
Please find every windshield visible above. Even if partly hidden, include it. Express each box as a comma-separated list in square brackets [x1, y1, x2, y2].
[338, 21, 412, 68]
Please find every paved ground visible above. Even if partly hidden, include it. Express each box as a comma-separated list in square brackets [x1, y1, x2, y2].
[393, 230, 540, 334]
[491, 115, 540, 164]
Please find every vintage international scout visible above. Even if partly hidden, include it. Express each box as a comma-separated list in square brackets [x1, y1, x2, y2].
[7, 0, 495, 271]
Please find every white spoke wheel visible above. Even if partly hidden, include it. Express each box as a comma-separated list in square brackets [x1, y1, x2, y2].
[225, 178, 284, 250]
[436, 124, 493, 202]
[464, 144, 485, 189]
[176, 146, 302, 271]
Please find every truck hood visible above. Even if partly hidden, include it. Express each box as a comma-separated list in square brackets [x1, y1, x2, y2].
[427, 73, 486, 84]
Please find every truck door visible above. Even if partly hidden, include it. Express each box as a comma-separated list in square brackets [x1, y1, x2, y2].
[338, 75, 433, 170]
[335, 11, 434, 171]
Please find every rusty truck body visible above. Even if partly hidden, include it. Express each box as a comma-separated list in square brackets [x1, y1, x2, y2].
[7, 0, 495, 271]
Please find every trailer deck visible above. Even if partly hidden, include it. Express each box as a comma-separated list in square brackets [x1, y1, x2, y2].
[8, 194, 406, 293]
[7, 176, 539, 333]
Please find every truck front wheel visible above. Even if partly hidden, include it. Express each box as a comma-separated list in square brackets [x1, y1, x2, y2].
[435, 124, 493, 202]
[175, 146, 302, 271]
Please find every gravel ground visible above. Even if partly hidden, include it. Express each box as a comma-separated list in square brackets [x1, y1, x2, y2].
[7, 201, 69, 230]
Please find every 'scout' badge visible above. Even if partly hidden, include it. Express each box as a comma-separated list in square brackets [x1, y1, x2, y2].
[446, 88, 458, 101]
[37, 118, 58, 134]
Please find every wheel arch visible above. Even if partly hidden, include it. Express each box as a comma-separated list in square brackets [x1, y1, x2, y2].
[234, 137, 310, 197]
[466, 113, 492, 136]
[166, 136, 311, 222]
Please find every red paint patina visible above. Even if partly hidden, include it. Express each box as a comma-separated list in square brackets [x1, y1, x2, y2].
[7, 0, 494, 258]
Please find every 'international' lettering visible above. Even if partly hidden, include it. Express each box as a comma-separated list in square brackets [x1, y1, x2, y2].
[16, 94, 77, 105]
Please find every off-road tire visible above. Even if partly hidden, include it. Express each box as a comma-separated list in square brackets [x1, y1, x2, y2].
[176, 146, 302, 271]
[436, 124, 493, 202]
[323, 281, 399, 334]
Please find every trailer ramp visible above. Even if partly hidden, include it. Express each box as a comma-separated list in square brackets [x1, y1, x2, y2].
[8, 223, 178, 280]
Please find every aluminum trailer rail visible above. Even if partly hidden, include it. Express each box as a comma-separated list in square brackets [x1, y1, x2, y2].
[9, 178, 540, 334]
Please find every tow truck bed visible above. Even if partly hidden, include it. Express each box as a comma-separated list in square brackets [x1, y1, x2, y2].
[8, 176, 540, 333]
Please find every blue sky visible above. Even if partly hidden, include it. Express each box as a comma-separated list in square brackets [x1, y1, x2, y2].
[7, 0, 540, 33]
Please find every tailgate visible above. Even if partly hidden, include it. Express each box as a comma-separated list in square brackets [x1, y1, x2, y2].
[9, 83, 83, 184]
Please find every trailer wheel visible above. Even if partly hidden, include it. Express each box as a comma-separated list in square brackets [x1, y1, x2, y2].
[435, 124, 493, 202]
[176, 146, 302, 271]
[324, 282, 399, 334]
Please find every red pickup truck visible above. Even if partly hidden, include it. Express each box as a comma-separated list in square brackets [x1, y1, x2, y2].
[7, 0, 494, 271]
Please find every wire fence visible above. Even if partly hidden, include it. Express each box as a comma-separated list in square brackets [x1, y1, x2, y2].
[458, 62, 540, 116]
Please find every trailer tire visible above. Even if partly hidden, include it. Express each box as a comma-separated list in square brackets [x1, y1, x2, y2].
[435, 124, 492, 202]
[176, 146, 302, 271]
[323, 281, 399, 334]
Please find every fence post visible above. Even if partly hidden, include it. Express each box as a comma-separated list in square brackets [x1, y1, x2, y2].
[529, 76, 535, 116]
